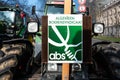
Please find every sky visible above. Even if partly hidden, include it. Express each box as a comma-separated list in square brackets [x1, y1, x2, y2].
[26, 0, 46, 16]
[0, 0, 113, 17]
[0, 0, 46, 17]
[19, 0, 46, 17]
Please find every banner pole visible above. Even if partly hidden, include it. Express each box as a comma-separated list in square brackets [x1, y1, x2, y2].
[62, 0, 72, 80]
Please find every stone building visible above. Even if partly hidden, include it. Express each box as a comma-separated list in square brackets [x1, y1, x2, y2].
[95, 0, 120, 37]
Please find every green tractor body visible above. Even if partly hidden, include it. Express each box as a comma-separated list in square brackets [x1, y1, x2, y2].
[0, 7, 38, 79]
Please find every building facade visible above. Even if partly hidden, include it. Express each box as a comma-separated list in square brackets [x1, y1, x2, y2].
[95, 0, 120, 37]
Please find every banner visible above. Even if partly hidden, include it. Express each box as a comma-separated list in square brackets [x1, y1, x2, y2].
[48, 14, 83, 63]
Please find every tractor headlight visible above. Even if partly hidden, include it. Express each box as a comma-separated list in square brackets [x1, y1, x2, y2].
[11, 25, 15, 28]
[27, 22, 39, 33]
[93, 23, 104, 34]
[48, 63, 57, 71]
[72, 63, 81, 71]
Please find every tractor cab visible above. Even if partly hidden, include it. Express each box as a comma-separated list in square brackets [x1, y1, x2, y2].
[0, 8, 16, 37]
[45, 1, 64, 15]
[45, 0, 76, 15]
[0, 7, 26, 39]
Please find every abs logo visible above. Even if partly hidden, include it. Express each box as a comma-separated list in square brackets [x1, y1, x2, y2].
[48, 15, 83, 63]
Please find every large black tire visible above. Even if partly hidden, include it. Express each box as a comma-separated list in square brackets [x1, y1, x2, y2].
[0, 54, 17, 80]
[1, 44, 23, 56]
[0, 70, 13, 80]
[92, 42, 120, 79]
[103, 43, 120, 79]
[0, 40, 33, 79]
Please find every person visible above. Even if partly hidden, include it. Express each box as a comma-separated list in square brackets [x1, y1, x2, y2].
[16, 4, 21, 13]
[20, 11, 26, 25]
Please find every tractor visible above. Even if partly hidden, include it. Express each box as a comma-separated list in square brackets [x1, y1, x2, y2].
[0, 6, 39, 80]
[40, 0, 120, 80]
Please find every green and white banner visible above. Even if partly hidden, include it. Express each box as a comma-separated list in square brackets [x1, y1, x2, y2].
[48, 14, 83, 63]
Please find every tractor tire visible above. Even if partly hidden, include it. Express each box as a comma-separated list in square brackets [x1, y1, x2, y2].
[0, 54, 17, 80]
[0, 41, 33, 79]
[0, 70, 13, 80]
[102, 43, 120, 79]
[92, 42, 120, 80]
[1, 44, 23, 56]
